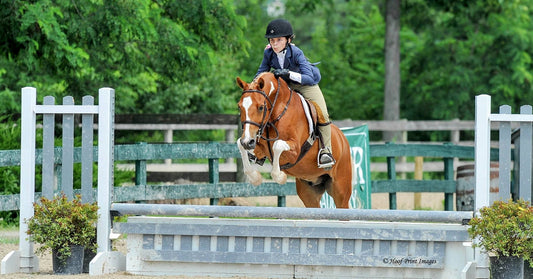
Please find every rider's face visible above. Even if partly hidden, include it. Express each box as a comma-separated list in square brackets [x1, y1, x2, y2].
[269, 37, 288, 53]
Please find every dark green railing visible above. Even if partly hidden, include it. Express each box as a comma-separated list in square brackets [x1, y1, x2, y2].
[370, 143, 499, 210]
[0, 142, 501, 212]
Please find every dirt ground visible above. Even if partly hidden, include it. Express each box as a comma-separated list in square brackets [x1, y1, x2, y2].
[221, 193, 448, 211]
[0, 193, 445, 278]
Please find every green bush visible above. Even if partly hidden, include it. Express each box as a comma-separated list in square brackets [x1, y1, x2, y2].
[468, 199, 533, 265]
[26, 194, 98, 261]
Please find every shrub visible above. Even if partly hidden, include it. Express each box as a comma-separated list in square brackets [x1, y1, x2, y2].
[26, 194, 98, 261]
[468, 199, 533, 265]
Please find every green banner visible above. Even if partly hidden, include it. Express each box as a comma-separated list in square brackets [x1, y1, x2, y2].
[320, 124, 371, 209]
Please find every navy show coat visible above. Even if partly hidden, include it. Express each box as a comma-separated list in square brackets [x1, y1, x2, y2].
[255, 44, 321, 86]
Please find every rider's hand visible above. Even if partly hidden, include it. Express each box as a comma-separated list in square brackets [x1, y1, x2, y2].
[273, 69, 290, 81]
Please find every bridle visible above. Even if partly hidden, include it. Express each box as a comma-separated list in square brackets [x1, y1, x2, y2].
[240, 77, 294, 144]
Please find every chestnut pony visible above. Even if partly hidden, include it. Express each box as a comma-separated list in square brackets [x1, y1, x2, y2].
[236, 72, 352, 208]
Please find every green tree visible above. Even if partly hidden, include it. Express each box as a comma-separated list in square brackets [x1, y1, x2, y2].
[0, 0, 248, 114]
[234, 0, 387, 120]
[402, 0, 533, 121]
[279, 0, 533, 127]
[286, 0, 386, 120]
[234, 0, 272, 82]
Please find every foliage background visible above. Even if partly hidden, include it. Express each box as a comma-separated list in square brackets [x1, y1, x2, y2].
[2, 0, 533, 123]
[0, 0, 248, 115]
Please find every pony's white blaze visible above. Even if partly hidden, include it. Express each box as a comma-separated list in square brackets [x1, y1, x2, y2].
[242, 96, 253, 139]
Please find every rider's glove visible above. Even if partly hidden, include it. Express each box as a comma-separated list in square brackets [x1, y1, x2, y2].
[273, 68, 290, 82]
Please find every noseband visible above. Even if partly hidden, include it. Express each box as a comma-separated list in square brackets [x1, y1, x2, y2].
[240, 78, 293, 143]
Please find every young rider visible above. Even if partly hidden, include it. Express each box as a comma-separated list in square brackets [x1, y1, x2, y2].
[255, 18, 335, 169]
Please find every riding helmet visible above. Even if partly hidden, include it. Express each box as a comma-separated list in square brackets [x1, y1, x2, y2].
[265, 19, 293, 38]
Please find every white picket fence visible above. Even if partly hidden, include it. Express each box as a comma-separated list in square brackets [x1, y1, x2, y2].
[474, 94, 533, 278]
[0, 87, 123, 275]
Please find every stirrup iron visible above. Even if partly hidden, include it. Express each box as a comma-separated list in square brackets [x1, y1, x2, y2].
[317, 148, 335, 169]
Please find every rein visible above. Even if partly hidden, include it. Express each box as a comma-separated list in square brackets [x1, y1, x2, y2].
[241, 77, 312, 170]
[240, 78, 293, 143]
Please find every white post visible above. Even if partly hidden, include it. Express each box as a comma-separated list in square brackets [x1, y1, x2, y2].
[96, 87, 114, 254]
[90, 87, 125, 275]
[2, 88, 40, 274]
[19, 87, 39, 273]
[474, 94, 491, 211]
[473, 94, 492, 279]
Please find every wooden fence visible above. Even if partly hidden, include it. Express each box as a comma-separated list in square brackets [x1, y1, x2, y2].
[0, 141, 500, 212]
[111, 114, 515, 145]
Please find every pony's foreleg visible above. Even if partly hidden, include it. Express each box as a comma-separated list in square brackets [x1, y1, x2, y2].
[271, 140, 290, 184]
[237, 139, 263, 186]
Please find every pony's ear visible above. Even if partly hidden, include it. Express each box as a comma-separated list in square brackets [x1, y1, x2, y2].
[236, 77, 248, 89]
[257, 77, 265, 89]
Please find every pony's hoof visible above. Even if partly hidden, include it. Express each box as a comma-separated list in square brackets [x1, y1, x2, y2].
[272, 171, 287, 184]
[247, 171, 263, 186]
